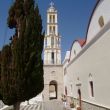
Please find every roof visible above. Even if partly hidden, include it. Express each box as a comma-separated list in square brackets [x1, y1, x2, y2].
[77, 39, 86, 47]
[85, 0, 101, 44]
[68, 39, 85, 62]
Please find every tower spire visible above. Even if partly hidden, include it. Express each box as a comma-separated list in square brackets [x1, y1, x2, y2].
[44, 2, 61, 65]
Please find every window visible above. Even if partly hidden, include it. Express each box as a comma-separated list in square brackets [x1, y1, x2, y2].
[51, 71, 55, 74]
[78, 89, 81, 97]
[51, 71, 56, 77]
[90, 81, 94, 97]
[49, 26, 52, 33]
[49, 15, 52, 23]
[78, 89, 82, 108]
[89, 73, 94, 97]
[65, 86, 67, 95]
[51, 37, 54, 46]
[51, 52, 54, 64]
[53, 26, 55, 34]
[98, 16, 104, 27]
[57, 38, 60, 47]
[53, 15, 55, 23]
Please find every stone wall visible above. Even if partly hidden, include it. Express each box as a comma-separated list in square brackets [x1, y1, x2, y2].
[43, 65, 63, 101]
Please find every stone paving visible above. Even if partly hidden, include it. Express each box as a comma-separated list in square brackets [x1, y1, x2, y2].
[0, 100, 66, 110]
[43, 100, 64, 110]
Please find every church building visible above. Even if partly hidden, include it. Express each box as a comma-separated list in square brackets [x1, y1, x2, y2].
[63, 0, 110, 110]
[43, 0, 110, 110]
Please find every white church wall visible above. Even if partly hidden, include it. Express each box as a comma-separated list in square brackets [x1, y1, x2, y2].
[87, 0, 110, 44]
[69, 41, 82, 61]
[63, 51, 70, 95]
[65, 26, 110, 109]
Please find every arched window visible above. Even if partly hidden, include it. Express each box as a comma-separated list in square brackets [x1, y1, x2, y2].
[51, 52, 54, 64]
[53, 26, 55, 34]
[76, 77, 82, 108]
[89, 73, 94, 97]
[51, 37, 54, 46]
[57, 38, 60, 47]
[78, 89, 81, 109]
[98, 16, 104, 27]
[90, 81, 94, 97]
[78, 89, 81, 98]
[53, 15, 55, 23]
[65, 86, 67, 95]
[49, 26, 52, 33]
[49, 15, 52, 23]
[49, 80, 57, 100]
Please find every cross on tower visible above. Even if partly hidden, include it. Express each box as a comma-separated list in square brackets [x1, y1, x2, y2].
[50, 1, 54, 7]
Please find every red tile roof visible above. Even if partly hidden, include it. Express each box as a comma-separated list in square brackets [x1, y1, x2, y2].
[77, 39, 86, 47]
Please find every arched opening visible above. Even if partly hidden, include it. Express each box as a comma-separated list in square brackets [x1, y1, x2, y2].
[49, 26, 52, 33]
[49, 15, 52, 23]
[89, 73, 94, 97]
[49, 80, 57, 100]
[65, 86, 67, 96]
[51, 37, 54, 46]
[51, 52, 54, 64]
[53, 15, 55, 23]
[53, 26, 55, 34]
[76, 77, 82, 110]
[90, 81, 94, 97]
[78, 89, 81, 110]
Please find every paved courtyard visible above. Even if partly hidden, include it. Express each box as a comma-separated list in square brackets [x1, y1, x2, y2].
[0, 100, 66, 110]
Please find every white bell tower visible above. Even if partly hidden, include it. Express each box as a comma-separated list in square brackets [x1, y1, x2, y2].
[44, 2, 61, 65]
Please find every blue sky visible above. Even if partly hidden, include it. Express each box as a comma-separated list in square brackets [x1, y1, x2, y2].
[0, 0, 97, 60]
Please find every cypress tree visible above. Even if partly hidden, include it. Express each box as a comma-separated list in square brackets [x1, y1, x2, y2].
[0, 51, 2, 100]
[0, 0, 44, 110]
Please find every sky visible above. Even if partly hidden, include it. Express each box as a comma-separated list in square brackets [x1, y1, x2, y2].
[0, 0, 97, 60]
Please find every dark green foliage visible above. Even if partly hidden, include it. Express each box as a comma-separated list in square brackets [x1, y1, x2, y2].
[0, 0, 44, 108]
[7, 0, 24, 29]
[1, 45, 16, 105]
[0, 51, 2, 100]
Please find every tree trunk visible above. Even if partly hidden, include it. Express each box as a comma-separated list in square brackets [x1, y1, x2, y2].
[14, 102, 20, 110]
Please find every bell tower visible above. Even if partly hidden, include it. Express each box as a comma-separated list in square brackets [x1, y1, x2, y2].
[44, 2, 61, 65]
